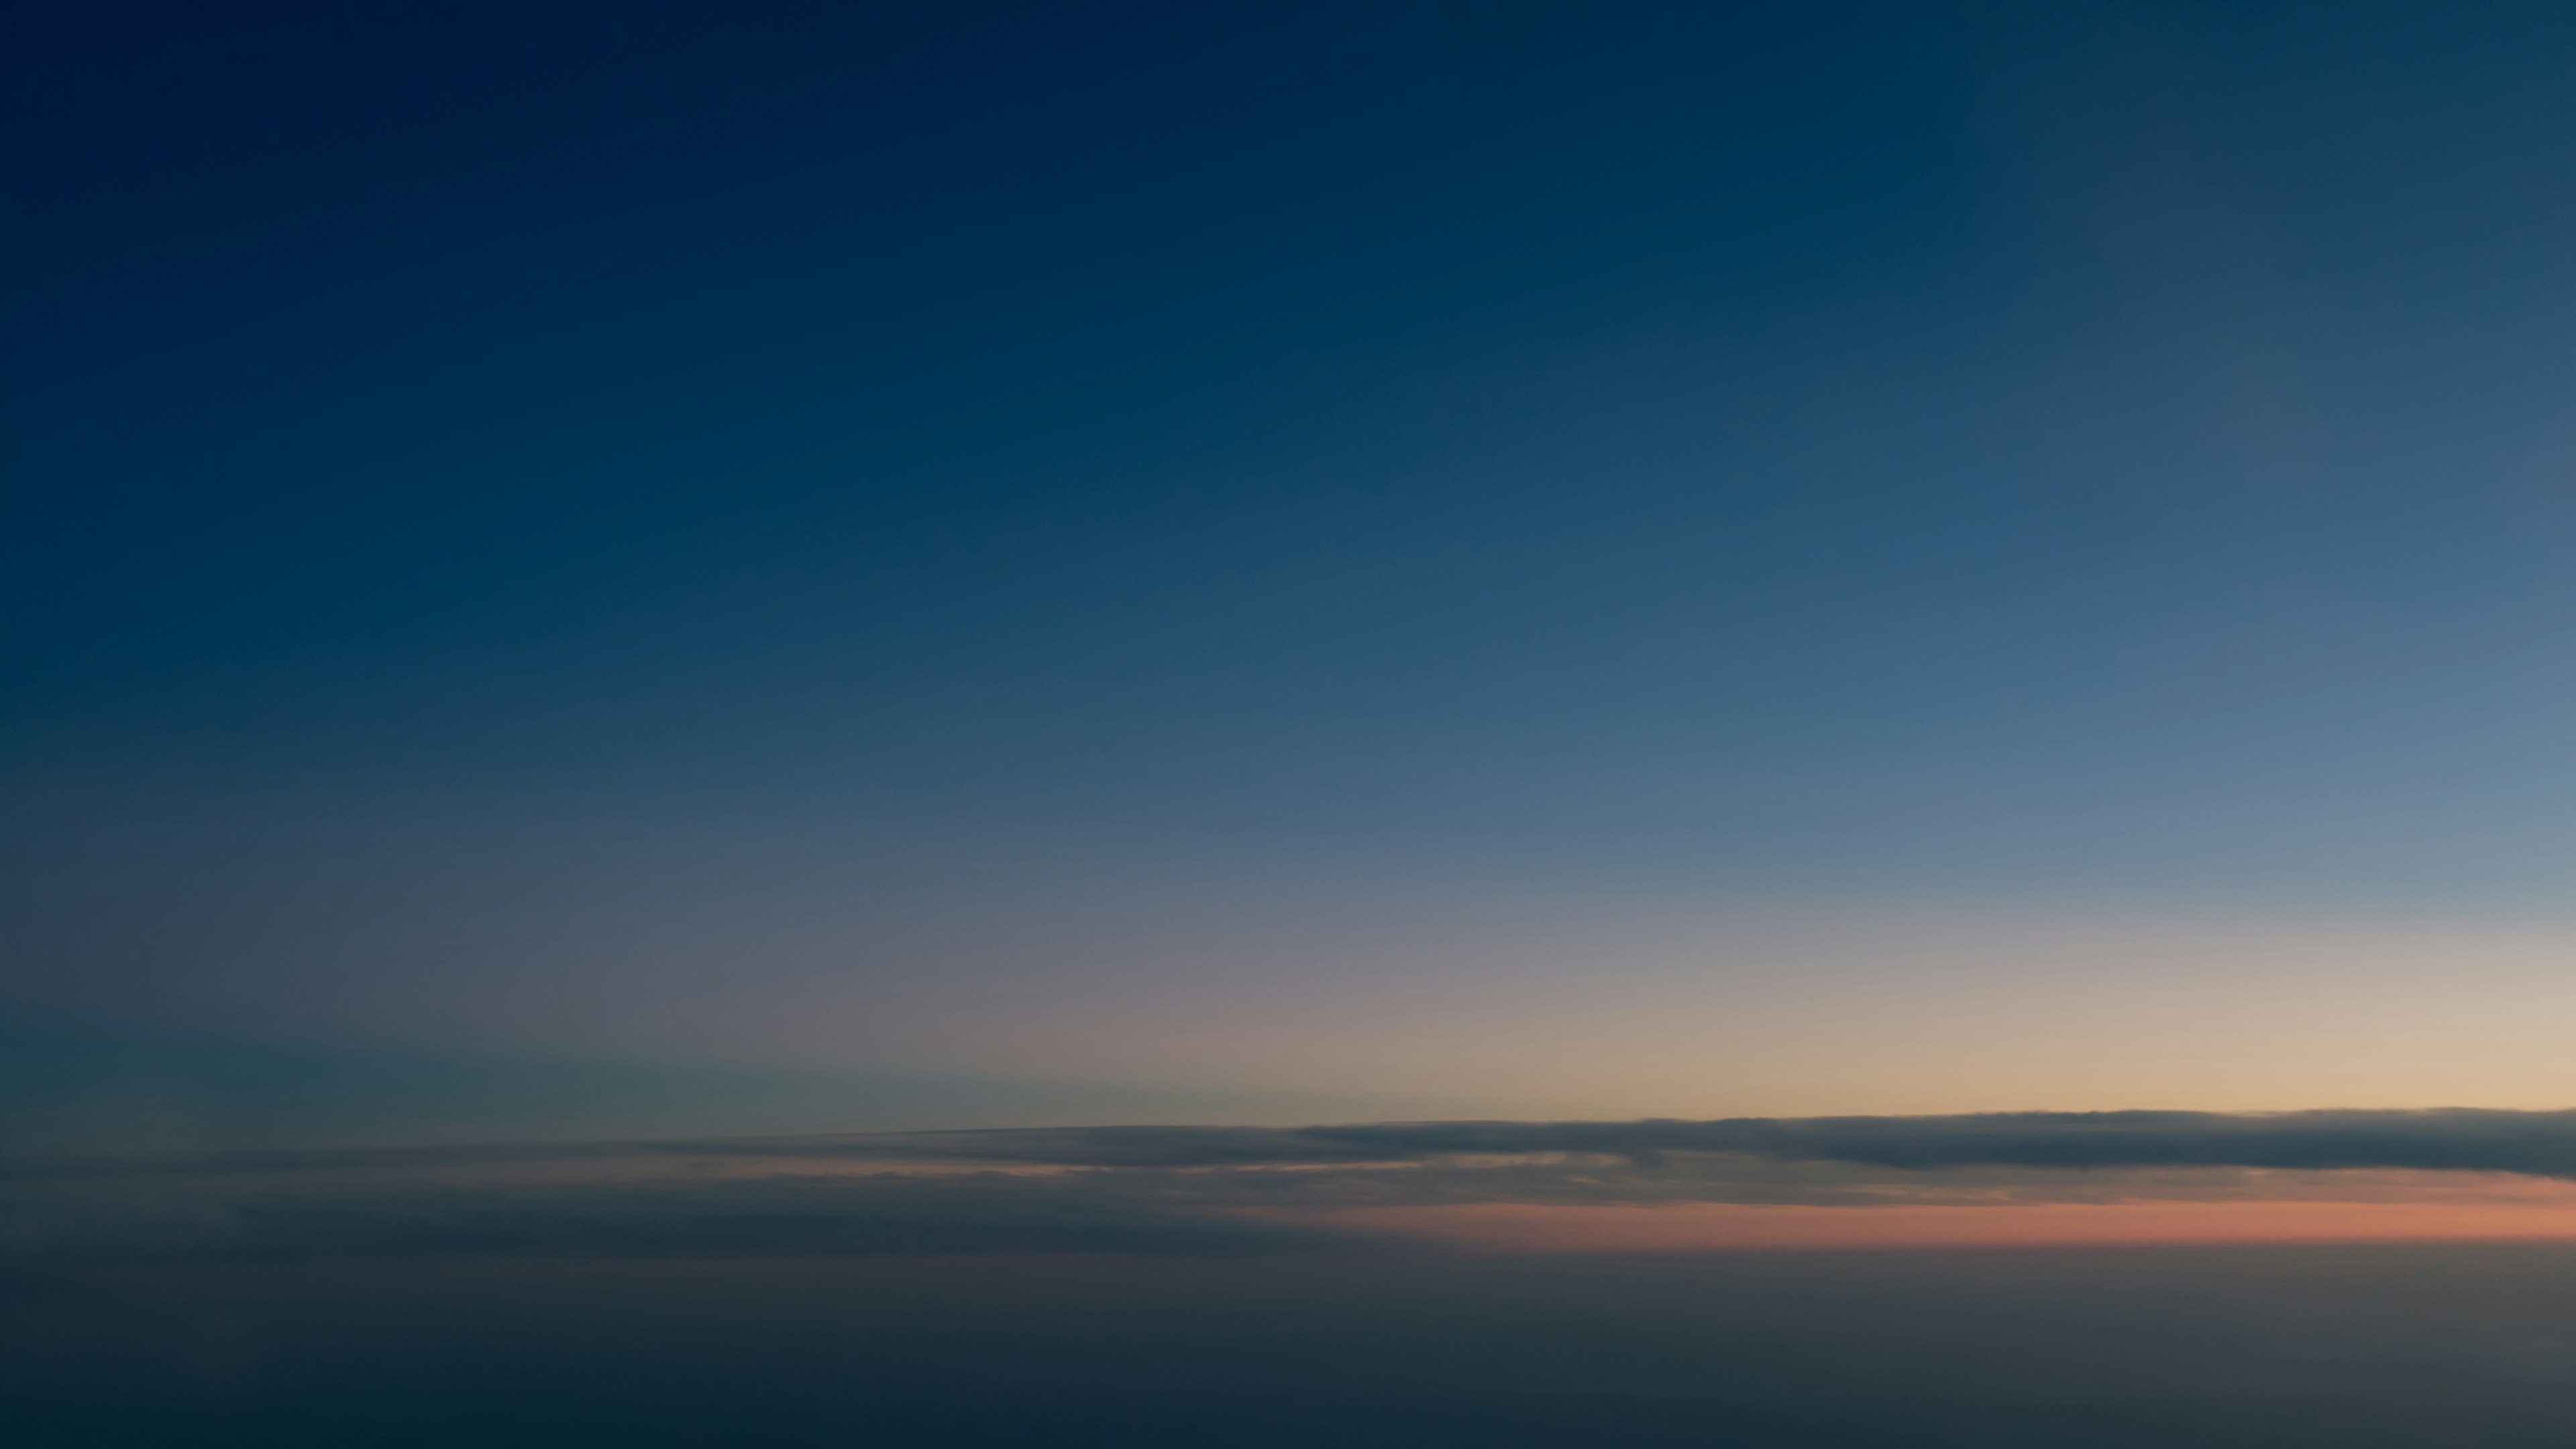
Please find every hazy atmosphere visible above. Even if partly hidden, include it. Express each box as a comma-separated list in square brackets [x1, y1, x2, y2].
[13, 2, 2576, 1444]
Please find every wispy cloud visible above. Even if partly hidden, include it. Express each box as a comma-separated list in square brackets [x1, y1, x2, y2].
[22, 1108, 2576, 1179]
[841, 1109, 2576, 1175]
[17, 1110, 2576, 1267]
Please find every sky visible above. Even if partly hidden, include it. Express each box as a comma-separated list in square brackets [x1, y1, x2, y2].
[16, 5, 2576, 1440]
[15, 0, 2576, 1140]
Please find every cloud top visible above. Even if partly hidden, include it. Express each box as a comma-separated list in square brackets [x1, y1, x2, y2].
[867, 1109, 2576, 1176]
[21, 1108, 2576, 1179]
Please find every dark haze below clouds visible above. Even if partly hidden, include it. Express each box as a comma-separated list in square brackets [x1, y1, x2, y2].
[16, 1247, 2576, 1448]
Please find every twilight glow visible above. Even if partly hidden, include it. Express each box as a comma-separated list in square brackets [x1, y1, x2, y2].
[13, 2, 2576, 1444]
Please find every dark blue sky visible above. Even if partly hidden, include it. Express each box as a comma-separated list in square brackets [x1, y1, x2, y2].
[15, 1, 2575, 814]
[12, 1, 2576, 1126]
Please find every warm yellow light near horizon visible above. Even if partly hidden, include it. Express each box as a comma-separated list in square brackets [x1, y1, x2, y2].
[824, 906, 2576, 1122]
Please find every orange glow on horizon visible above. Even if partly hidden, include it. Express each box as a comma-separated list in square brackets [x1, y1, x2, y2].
[1304, 1196, 2576, 1252]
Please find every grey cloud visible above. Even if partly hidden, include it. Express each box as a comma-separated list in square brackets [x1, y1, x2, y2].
[887, 1108, 2576, 1177]
[19, 1108, 2576, 1181]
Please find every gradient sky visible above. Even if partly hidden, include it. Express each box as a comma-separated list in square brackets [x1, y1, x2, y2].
[13, 0, 2576, 1140]
[32, 11, 2576, 1446]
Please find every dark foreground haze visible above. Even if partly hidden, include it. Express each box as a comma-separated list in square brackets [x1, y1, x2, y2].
[14, 1244, 2576, 1448]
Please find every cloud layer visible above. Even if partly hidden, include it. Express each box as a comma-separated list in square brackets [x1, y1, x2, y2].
[23, 1107, 2576, 1179]
[17, 1109, 2576, 1268]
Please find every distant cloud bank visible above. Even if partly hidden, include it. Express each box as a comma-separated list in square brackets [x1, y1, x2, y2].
[16, 1109, 2576, 1267]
